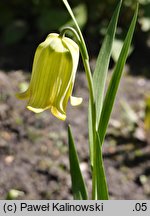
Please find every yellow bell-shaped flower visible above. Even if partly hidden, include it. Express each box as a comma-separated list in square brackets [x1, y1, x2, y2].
[17, 33, 82, 120]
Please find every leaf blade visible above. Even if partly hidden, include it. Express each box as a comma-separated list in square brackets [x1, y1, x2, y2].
[95, 132, 109, 200]
[93, 0, 122, 127]
[89, 0, 122, 166]
[68, 125, 88, 200]
[98, 4, 139, 144]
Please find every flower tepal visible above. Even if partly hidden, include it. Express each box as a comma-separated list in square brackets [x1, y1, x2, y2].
[17, 33, 82, 120]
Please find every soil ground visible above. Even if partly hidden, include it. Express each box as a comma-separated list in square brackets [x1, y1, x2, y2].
[0, 68, 150, 200]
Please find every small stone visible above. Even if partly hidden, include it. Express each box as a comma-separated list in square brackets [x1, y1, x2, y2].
[4, 155, 14, 165]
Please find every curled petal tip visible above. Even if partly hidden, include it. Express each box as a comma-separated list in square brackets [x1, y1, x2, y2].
[27, 106, 46, 113]
[70, 96, 83, 106]
[51, 107, 66, 121]
[16, 90, 29, 100]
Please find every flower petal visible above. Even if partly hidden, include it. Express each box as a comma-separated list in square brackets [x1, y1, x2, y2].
[16, 33, 80, 121]
[70, 96, 83, 106]
[16, 89, 30, 100]
[51, 106, 66, 121]
[27, 106, 46, 113]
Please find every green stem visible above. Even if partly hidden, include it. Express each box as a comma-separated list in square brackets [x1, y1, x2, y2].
[60, 26, 97, 200]
[61, 0, 108, 200]
[61, 1, 94, 104]
[61, 0, 96, 143]
[62, 0, 89, 60]
[59, 27, 96, 142]
[60, 27, 95, 115]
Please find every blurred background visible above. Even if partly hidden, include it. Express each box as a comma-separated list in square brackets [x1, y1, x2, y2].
[0, 0, 150, 199]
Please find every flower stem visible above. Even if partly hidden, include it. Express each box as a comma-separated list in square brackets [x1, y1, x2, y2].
[61, 1, 96, 128]
[59, 26, 96, 132]
[62, 0, 108, 200]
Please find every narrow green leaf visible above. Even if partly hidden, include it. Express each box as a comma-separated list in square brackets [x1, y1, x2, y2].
[88, 99, 94, 167]
[95, 132, 109, 200]
[93, 0, 122, 127]
[68, 125, 88, 200]
[98, 4, 139, 144]
[89, 0, 122, 166]
[61, 4, 87, 30]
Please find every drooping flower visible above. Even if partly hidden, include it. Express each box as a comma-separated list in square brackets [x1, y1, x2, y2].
[17, 33, 82, 120]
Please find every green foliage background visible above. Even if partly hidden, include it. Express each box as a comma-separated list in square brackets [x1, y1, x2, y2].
[0, 0, 149, 72]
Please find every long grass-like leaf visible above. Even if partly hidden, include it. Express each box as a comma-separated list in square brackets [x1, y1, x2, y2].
[98, 4, 139, 144]
[88, 99, 94, 167]
[68, 125, 88, 200]
[93, 0, 122, 127]
[95, 132, 109, 200]
[89, 0, 122, 166]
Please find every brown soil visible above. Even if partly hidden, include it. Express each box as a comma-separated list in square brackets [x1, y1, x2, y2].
[0, 69, 150, 200]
